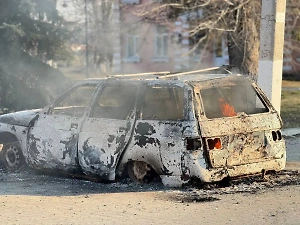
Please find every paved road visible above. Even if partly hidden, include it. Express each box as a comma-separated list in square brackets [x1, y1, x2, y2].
[283, 129, 300, 162]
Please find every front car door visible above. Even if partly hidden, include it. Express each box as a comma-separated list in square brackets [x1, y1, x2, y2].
[27, 84, 98, 172]
[78, 83, 138, 181]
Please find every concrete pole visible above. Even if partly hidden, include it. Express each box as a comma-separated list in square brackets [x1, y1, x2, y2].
[85, 0, 89, 78]
[257, 0, 286, 114]
[112, 0, 121, 74]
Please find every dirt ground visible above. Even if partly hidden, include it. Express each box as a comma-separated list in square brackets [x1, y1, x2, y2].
[0, 162, 299, 225]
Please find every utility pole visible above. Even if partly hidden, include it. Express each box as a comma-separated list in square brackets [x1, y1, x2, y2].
[85, 0, 89, 78]
[257, 0, 286, 114]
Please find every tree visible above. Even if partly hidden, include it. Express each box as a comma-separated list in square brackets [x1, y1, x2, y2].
[60, 0, 115, 75]
[132, 0, 299, 76]
[0, 0, 72, 113]
[285, 1, 300, 73]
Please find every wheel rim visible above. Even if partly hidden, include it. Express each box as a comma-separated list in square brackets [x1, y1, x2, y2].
[5, 145, 20, 169]
[131, 161, 152, 182]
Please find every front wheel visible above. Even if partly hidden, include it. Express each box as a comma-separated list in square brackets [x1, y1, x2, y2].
[1, 142, 25, 172]
[127, 161, 156, 184]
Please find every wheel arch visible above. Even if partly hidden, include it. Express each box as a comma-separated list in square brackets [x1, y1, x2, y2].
[0, 131, 19, 144]
[0, 131, 26, 171]
[116, 151, 164, 179]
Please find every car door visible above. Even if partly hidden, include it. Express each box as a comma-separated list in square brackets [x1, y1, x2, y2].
[132, 85, 187, 176]
[78, 84, 138, 180]
[27, 84, 98, 171]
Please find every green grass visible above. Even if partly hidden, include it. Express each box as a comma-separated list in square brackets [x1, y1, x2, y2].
[282, 80, 300, 88]
[281, 90, 300, 128]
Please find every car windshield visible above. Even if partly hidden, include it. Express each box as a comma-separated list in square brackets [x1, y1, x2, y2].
[195, 77, 269, 119]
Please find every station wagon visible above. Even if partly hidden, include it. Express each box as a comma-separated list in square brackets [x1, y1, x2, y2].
[0, 70, 286, 187]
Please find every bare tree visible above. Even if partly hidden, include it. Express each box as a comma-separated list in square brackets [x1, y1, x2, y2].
[58, 0, 115, 74]
[131, 0, 299, 76]
[284, 0, 300, 74]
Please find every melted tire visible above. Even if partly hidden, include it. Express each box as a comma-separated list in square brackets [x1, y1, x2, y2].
[1, 142, 25, 172]
[127, 161, 155, 184]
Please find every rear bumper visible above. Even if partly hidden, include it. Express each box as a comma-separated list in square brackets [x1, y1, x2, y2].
[185, 149, 286, 183]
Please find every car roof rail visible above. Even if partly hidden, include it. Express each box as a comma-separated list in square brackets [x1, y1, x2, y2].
[109, 71, 172, 78]
[158, 67, 230, 79]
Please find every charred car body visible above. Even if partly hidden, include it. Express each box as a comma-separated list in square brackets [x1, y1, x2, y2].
[0, 71, 286, 187]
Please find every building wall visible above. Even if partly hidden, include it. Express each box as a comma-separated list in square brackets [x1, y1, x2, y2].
[115, 0, 299, 75]
[115, 0, 222, 74]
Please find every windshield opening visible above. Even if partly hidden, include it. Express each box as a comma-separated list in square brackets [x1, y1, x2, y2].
[197, 78, 269, 119]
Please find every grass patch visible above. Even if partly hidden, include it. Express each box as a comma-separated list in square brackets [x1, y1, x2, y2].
[282, 80, 300, 88]
[281, 90, 300, 128]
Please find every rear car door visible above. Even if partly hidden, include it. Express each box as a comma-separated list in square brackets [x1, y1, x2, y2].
[132, 84, 187, 176]
[27, 84, 98, 171]
[195, 76, 284, 168]
[78, 84, 138, 180]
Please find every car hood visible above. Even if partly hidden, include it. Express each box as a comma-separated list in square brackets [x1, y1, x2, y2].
[0, 109, 41, 127]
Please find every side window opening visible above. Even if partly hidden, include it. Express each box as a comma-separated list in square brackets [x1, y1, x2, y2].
[51, 85, 97, 118]
[141, 86, 184, 120]
[91, 85, 137, 120]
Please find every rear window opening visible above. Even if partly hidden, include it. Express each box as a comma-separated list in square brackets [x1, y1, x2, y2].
[197, 78, 269, 119]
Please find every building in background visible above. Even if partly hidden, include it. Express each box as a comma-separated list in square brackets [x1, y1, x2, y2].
[57, 0, 299, 76]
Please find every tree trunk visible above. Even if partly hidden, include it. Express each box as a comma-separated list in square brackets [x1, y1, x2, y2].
[227, 1, 261, 77]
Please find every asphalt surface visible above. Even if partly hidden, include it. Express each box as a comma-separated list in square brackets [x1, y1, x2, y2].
[283, 128, 300, 162]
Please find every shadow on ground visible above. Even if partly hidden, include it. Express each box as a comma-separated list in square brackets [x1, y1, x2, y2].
[0, 167, 299, 199]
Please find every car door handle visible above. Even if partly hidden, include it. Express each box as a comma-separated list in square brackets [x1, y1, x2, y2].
[70, 123, 78, 130]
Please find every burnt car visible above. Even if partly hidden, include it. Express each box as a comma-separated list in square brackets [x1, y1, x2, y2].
[0, 71, 286, 187]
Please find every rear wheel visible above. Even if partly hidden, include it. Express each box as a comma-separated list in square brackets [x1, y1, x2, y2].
[1, 142, 25, 172]
[127, 161, 155, 183]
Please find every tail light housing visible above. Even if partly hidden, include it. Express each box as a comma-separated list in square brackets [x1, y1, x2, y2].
[186, 138, 202, 151]
[272, 130, 282, 141]
[206, 137, 222, 150]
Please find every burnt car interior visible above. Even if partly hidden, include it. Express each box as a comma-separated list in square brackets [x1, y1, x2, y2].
[141, 86, 184, 120]
[199, 79, 269, 119]
[91, 85, 137, 120]
[51, 85, 97, 117]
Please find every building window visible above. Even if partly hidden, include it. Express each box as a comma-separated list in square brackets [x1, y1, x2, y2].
[121, 0, 140, 4]
[153, 25, 168, 61]
[124, 29, 140, 62]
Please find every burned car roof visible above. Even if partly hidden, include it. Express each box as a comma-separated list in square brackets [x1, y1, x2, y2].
[72, 72, 236, 87]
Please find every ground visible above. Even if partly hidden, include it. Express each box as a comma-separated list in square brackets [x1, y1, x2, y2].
[0, 134, 299, 225]
[0, 164, 299, 224]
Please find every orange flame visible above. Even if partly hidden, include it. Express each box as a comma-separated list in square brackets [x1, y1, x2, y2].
[214, 138, 221, 149]
[219, 98, 237, 117]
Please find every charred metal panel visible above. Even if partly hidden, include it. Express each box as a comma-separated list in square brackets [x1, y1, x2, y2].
[27, 115, 80, 170]
[121, 120, 199, 177]
[0, 109, 41, 127]
[78, 118, 133, 180]
[134, 122, 161, 148]
[207, 132, 271, 168]
[185, 146, 286, 183]
[198, 113, 282, 137]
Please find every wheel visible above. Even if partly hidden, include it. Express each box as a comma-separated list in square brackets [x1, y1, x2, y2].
[127, 161, 155, 183]
[0, 142, 25, 172]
